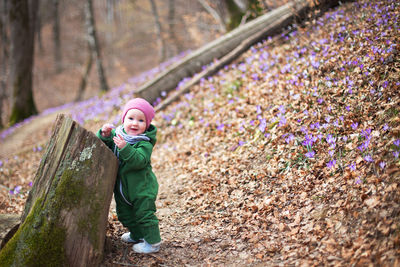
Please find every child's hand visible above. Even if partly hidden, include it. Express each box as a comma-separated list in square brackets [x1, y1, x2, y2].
[113, 135, 127, 149]
[101, 123, 115, 137]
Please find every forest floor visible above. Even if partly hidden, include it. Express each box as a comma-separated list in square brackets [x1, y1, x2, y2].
[1, 0, 400, 266]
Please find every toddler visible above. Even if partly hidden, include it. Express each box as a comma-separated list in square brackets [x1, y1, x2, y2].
[97, 98, 161, 253]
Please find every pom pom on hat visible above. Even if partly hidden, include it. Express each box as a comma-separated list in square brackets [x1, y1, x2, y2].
[121, 98, 155, 129]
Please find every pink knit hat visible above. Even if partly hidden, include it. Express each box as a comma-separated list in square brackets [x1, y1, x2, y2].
[121, 98, 155, 129]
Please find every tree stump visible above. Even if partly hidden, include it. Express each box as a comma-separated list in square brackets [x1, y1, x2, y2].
[0, 114, 118, 267]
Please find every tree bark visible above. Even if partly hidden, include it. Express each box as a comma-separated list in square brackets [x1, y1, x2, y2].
[167, 0, 182, 56]
[8, 0, 38, 126]
[52, 0, 62, 73]
[149, 0, 166, 63]
[197, 0, 226, 32]
[0, 114, 119, 267]
[0, 0, 9, 128]
[0, 214, 20, 250]
[36, 8, 43, 53]
[84, 0, 109, 92]
[76, 44, 93, 101]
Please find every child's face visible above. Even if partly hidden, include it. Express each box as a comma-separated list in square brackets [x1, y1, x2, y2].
[123, 109, 147, 136]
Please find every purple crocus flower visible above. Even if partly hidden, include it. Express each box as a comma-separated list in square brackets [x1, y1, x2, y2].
[14, 186, 22, 194]
[348, 162, 356, 171]
[327, 159, 336, 169]
[364, 155, 374, 163]
[394, 139, 400, 147]
[383, 124, 389, 131]
[303, 134, 314, 147]
[279, 116, 287, 127]
[326, 134, 336, 145]
[259, 119, 267, 133]
[278, 105, 286, 114]
[305, 151, 315, 158]
[217, 123, 224, 131]
[379, 161, 386, 169]
[285, 134, 294, 144]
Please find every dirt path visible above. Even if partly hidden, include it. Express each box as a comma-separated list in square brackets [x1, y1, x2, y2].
[0, 112, 63, 159]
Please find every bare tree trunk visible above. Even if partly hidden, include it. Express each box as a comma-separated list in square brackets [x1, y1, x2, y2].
[0, 114, 118, 266]
[0, 0, 9, 129]
[53, 0, 62, 73]
[76, 45, 93, 101]
[149, 0, 166, 63]
[197, 0, 226, 32]
[84, 0, 109, 92]
[106, 0, 114, 24]
[8, 0, 39, 126]
[167, 0, 182, 56]
[105, 0, 115, 43]
[36, 10, 43, 53]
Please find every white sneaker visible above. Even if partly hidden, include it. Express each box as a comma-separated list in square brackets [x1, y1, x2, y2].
[121, 232, 138, 243]
[132, 239, 161, 254]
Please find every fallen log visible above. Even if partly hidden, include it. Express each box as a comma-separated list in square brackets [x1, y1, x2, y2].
[139, 0, 347, 109]
[0, 114, 118, 267]
[135, 0, 310, 104]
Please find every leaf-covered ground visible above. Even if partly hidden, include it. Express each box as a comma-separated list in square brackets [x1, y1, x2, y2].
[1, 0, 400, 266]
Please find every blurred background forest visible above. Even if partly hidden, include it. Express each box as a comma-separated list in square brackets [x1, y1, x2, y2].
[0, 0, 283, 127]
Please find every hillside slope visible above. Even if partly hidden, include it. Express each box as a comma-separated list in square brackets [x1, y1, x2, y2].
[1, 0, 399, 266]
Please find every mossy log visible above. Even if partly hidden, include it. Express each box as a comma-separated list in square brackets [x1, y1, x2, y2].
[0, 114, 118, 267]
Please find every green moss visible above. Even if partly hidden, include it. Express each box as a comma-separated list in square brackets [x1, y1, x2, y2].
[0, 199, 67, 267]
[55, 169, 85, 209]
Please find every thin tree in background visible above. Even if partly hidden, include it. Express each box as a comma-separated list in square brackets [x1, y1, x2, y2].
[52, 0, 62, 73]
[149, 0, 166, 63]
[197, 0, 226, 32]
[84, 0, 109, 93]
[105, 0, 115, 43]
[0, 0, 9, 128]
[8, 0, 39, 126]
[75, 43, 93, 101]
[167, 0, 182, 56]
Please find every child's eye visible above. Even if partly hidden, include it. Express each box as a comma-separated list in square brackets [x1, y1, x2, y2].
[139, 119, 144, 122]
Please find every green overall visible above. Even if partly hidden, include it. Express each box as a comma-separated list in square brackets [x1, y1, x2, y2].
[97, 124, 161, 244]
